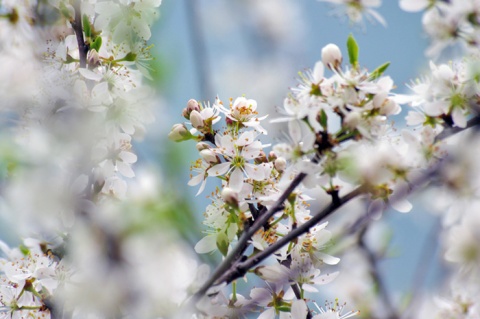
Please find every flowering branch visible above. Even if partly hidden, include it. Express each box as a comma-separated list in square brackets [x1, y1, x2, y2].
[215, 186, 367, 286]
[192, 168, 314, 299]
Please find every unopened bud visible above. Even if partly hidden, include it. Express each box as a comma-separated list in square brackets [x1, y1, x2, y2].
[200, 149, 219, 165]
[274, 157, 287, 173]
[182, 99, 200, 119]
[254, 151, 268, 164]
[268, 151, 277, 162]
[168, 123, 192, 142]
[189, 110, 204, 129]
[344, 111, 361, 129]
[221, 187, 239, 208]
[87, 49, 100, 68]
[321, 44, 342, 70]
[196, 142, 211, 152]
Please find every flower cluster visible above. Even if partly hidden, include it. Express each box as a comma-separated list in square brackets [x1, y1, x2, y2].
[170, 37, 415, 317]
[171, 24, 480, 315]
[400, 0, 480, 57]
[0, 0, 164, 318]
[318, 0, 385, 27]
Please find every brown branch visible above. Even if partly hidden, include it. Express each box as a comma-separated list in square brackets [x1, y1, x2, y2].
[217, 186, 367, 286]
[71, 0, 88, 68]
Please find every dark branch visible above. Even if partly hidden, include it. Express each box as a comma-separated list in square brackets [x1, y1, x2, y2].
[71, 0, 88, 68]
[217, 186, 366, 286]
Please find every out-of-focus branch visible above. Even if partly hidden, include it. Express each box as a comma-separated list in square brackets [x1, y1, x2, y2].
[358, 225, 399, 319]
[71, 0, 88, 68]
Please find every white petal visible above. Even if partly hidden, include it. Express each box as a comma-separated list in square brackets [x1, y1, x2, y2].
[229, 167, 244, 193]
[237, 131, 256, 146]
[367, 199, 384, 220]
[258, 308, 276, 319]
[188, 173, 204, 187]
[79, 68, 103, 81]
[390, 198, 413, 213]
[245, 163, 265, 181]
[119, 151, 137, 164]
[291, 299, 308, 319]
[207, 162, 231, 176]
[194, 235, 217, 254]
[313, 271, 339, 285]
[315, 252, 340, 265]
[451, 107, 467, 128]
[399, 0, 429, 12]
[288, 120, 302, 144]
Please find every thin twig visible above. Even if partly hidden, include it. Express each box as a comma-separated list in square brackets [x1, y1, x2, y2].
[435, 116, 480, 142]
[192, 170, 310, 300]
[358, 225, 400, 319]
[217, 186, 367, 286]
[401, 218, 441, 319]
[71, 0, 88, 68]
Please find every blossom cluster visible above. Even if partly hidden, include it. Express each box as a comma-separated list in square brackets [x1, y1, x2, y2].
[171, 36, 417, 317]
[0, 0, 167, 318]
[171, 22, 480, 315]
[400, 0, 480, 57]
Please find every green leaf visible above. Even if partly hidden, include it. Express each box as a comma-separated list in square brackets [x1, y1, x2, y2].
[82, 14, 91, 38]
[370, 62, 390, 80]
[216, 232, 229, 257]
[319, 109, 328, 130]
[59, 2, 72, 19]
[347, 34, 359, 69]
[90, 36, 102, 52]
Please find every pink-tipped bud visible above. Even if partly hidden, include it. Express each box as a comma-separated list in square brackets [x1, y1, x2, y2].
[182, 99, 200, 119]
[321, 44, 342, 70]
[221, 187, 239, 208]
[189, 110, 204, 129]
[274, 157, 286, 173]
[87, 49, 100, 68]
[200, 149, 219, 165]
[168, 123, 192, 142]
[196, 142, 211, 152]
[268, 151, 277, 162]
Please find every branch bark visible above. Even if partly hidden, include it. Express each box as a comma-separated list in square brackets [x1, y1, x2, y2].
[71, 0, 88, 68]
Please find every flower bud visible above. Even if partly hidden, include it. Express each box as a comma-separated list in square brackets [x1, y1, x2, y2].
[189, 110, 204, 129]
[268, 151, 277, 162]
[221, 187, 239, 208]
[182, 99, 200, 119]
[200, 149, 219, 165]
[87, 49, 100, 68]
[274, 157, 286, 173]
[254, 151, 268, 164]
[321, 44, 342, 70]
[344, 111, 361, 129]
[168, 123, 193, 142]
[196, 142, 211, 152]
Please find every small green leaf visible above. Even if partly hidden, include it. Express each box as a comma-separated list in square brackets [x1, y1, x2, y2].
[19, 244, 30, 255]
[59, 2, 72, 19]
[277, 306, 291, 312]
[82, 14, 91, 38]
[216, 232, 229, 257]
[65, 54, 78, 64]
[90, 36, 102, 52]
[370, 62, 390, 80]
[347, 34, 359, 69]
[123, 52, 137, 62]
[319, 109, 328, 130]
